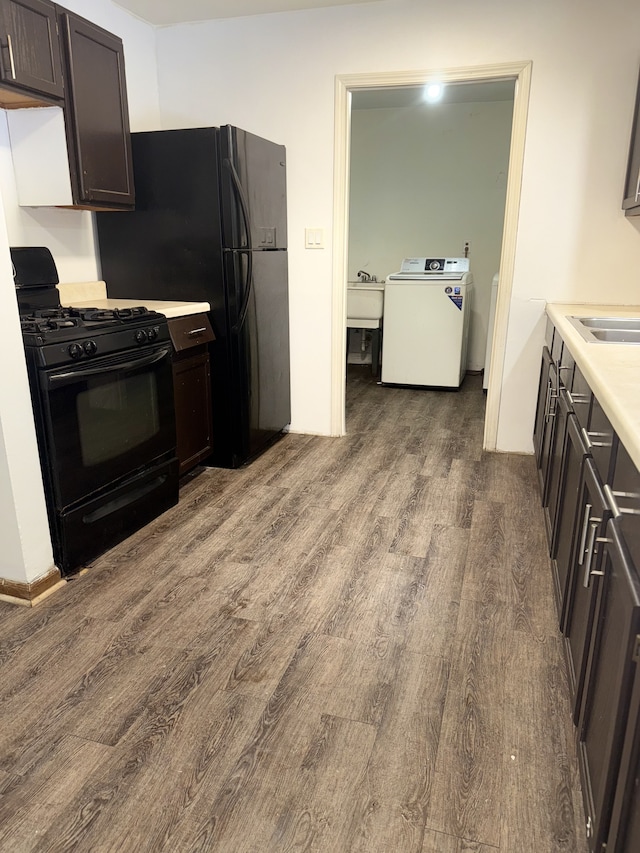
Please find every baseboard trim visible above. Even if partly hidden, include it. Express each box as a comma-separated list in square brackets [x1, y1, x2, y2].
[0, 567, 65, 607]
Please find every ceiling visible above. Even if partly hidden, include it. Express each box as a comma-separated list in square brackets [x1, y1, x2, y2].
[113, 0, 384, 26]
[352, 80, 516, 110]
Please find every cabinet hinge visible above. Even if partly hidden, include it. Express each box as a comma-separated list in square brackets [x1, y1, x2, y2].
[633, 634, 640, 663]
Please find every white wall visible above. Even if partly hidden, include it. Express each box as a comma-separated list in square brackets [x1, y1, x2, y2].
[348, 99, 513, 371]
[0, 0, 159, 585]
[155, 0, 640, 449]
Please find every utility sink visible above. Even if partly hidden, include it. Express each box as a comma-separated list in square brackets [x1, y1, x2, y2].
[568, 315, 640, 344]
[347, 281, 385, 321]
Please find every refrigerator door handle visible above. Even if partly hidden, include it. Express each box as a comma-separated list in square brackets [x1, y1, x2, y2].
[231, 250, 254, 333]
[223, 157, 252, 250]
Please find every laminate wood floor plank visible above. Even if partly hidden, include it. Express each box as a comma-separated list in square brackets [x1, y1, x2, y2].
[390, 473, 471, 557]
[265, 714, 378, 853]
[503, 496, 559, 639]
[319, 551, 428, 649]
[501, 636, 587, 852]
[156, 632, 351, 851]
[427, 596, 507, 848]
[458, 499, 508, 606]
[403, 525, 469, 658]
[421, 828, 498, 852]
[0, 735, 112, 845]
[32, 678, 267, 852]
[345, 651, 450, 853]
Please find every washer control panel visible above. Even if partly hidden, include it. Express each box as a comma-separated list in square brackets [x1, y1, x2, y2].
[398, 257, 470, 274]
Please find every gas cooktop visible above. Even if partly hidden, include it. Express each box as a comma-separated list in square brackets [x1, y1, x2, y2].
[20, 306, 171, 368]
[20, 306, 162, 339]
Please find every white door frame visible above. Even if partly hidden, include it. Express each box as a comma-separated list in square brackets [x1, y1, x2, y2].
[330, 61, 532, 448]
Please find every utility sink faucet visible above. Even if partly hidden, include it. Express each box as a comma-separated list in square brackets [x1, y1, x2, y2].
[357, 270, 377, 282]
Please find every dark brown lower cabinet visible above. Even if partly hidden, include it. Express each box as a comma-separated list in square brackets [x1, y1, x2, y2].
[563, 458, 611, 719]
[606, 657, 640, 852]
[552, 410, 589, 623]
[534, 335, 640, 851]
[576, 519, 640, 852]
[168, 314, 215, 476]
[533, 345, 554, 481]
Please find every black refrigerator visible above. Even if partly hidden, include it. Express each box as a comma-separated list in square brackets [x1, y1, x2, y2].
[96, 126, 290, 469]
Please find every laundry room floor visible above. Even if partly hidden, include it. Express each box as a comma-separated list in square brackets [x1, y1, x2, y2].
[0, 368, 587, 852]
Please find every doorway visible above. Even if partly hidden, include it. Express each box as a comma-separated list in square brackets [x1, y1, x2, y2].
[330, 62, 532, 448]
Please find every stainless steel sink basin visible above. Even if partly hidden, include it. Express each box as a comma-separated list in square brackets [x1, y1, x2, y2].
[577, 317, 640, 331]
[590, 328, 640, 343]
[567, 315, 640, 344]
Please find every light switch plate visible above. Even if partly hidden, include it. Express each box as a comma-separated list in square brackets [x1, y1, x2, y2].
[305, 227, 324, 249]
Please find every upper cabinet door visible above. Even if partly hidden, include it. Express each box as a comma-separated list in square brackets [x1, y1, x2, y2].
[58, 10, 134, 208]
[0, 0, 63, 101]
[623, 67, 640, 215]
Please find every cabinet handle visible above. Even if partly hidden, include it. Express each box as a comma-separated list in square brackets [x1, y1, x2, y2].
[186, 328, 207, 336]
[607, 487, 640, 516]
[6, 34, 15, 80]
[586, 430, 611, 448]
[604, 484, 622, 518]
[582, 521, 599, 588]
[577, 502, 592, 565]
[581, 427, 592, 451]
[545, 381, 558, 422]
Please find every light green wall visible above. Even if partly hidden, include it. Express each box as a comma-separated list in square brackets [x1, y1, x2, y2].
[348, 98, 514, 370]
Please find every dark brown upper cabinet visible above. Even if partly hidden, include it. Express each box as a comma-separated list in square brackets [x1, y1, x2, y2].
[623, 67, 640, 216]
[57, 8, 134, 209]
[0, 0, 64, 106]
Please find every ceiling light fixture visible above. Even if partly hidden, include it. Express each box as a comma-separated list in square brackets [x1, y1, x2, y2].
[423, 81, 444, 103]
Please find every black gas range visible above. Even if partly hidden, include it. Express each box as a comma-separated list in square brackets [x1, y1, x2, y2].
[21, 305, 171, 366]
[14, 247, 179, 576]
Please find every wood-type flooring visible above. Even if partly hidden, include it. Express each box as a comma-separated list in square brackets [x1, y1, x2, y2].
[0, 368, 588, 853]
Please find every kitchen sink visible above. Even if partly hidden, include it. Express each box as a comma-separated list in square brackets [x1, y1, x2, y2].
[577, 317, 640, 331]
[590, 328, 640, 343]
[567, 315, 640, 344]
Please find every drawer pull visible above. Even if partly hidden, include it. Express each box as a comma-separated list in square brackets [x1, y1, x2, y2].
[186, 327, 208, 336]
[582, 522, 599, 588]
[604, 485, 622, 518]
[6, 34, 15, 79]
[577, 503, 592, 565]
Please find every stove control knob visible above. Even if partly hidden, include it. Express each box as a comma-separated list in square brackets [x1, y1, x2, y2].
[83, 340, 97, 356]
[135, 329, 149, 344]
[68, 343, 83, 360]
[147, 326, 158, 342]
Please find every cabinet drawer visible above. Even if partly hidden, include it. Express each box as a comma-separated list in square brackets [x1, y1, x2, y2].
[611, 443, 640, 570]
[570, 364, 592, 431]
[168, 313, 215, 353]
[588, 396, 616, 485]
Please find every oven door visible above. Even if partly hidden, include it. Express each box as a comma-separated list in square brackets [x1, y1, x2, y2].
[39, 342, 176, 509]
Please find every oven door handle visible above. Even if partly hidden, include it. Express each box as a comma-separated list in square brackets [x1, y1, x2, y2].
[46, 347, 172, 389]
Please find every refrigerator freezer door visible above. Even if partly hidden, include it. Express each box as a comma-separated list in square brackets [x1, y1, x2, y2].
[97, 127, 224, 306]
[219, 126, 287, 251]
[223, 249, 290, 464]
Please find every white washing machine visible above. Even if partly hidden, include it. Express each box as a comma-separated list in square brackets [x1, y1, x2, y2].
[483, 272, 500, 390]
[381, 257, 474, 388]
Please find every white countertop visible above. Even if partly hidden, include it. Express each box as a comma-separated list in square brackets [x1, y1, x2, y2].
[57, 281, 210, 320]
[547, 303, 640, 470]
